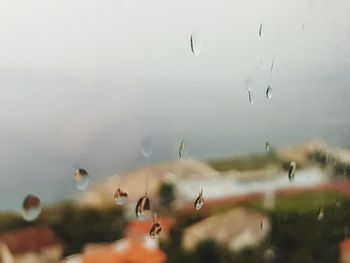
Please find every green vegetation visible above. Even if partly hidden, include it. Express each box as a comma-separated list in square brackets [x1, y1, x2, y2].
[247, 191, 344, 213]
[0, 203, 127, 256]
[208, 152, 288, 172]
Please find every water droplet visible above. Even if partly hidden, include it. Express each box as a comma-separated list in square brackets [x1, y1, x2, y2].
[317, 207, 324, 220]
[194, 188, 204, 210]
[260, 219, 263, 230]
[259, 23, 265, 38]
[288, 161, 296, 182]
[190, 32, 202, 56]
[265, 141, 270, 152]
[302, 23, 306, 31]
[74, 168, 90, 190]
[247, 89, 253, 104]
[22, 194, 41, 221]
[179, 139, 188, 159]
[135, 195, 151, 220]
[141, 136, 153, 159]
[150, 222, 162, 239]
[266, 86, 273, 99]
[114, 188, 128, 205]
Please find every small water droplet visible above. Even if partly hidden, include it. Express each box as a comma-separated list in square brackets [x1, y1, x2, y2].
[288, 161, 296, 182]
[179, 139, 188, 159]
[246, 89, 253, 104]
[135, 195, 151, 220]
[259, 23, 265, 38]
[302, 23, 306, 31]
[114, 188, 128, 205]
[150, 222, 162, 239]
[141, 136, 153, 159]
[265, 141, 270, 152]
[22, 194, 41, 221]
[74, 168, 90, 190]
[190, 32, 202, 56]
[266, 86, 273, 99]
[317, 207, 324, 220]
[194, 188, 204, 210]
[260, 219, 263, 230]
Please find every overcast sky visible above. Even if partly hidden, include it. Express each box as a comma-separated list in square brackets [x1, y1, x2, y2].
[0, 0, 349, 211]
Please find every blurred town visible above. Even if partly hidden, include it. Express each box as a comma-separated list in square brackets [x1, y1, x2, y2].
[1, 141, 350, 263]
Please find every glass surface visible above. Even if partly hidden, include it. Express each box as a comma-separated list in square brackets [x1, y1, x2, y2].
[0, 0, 349, 262]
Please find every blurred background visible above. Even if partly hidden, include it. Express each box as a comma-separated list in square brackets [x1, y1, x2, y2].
[0, 0, 349, 262]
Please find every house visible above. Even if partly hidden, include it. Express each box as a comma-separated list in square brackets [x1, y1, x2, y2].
[62, 237, 167, 263]
[0, 227, 63, 263]
[182, 207, 270, 251]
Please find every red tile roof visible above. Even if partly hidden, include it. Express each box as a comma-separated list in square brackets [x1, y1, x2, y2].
[81, 238, 166, 263]
[0, 227, 62, 255]
[340, 239, 350, 251]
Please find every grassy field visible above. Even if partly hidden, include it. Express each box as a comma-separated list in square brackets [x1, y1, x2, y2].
[207, 152, 290, 172]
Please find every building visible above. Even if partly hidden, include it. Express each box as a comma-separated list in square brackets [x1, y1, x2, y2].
[0, 227, 63, 263]
[182, 207, 270, 251]
[61, 238, 167, 263]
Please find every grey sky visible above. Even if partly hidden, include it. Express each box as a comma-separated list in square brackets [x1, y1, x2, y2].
[0, 0, 349, 211]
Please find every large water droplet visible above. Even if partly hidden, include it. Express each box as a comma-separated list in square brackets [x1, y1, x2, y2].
[259, 23, 265, 38]
[135, 195, 151, 220]
[22, 194, 41, 221]
[150, 222, 162, 239]
[74, 169, 90, 190]
[179, 139, 188, 159]
[190, 32, 202, 56]
[114, 188, 128, 205]
[265, 141, 270, 152]
[266, 86, 273, 99]
[194, 188, 204, 210]
[141, 136, 153, 159]
[288, 161, 296, 182]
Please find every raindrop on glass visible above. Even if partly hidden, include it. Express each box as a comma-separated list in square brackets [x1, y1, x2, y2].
[74, 168, 90, 190]
[22, 194, 41, 221]
[302, 23, 306, 31]
[114, 188, 128, 205]
[150, 222, 162, 239]
[190, 32, 202, 56]
[260, 219, 263, 230]
[179, 139, 188, 159]
[265, 141, 270, 152]
[259, 23, 265, 38]
[317, 207, 324, 221]
[141, 136, 153, 159]
[149, 213, 162, 239]
[135, 195, 151, 220]
[247, 90, 253, 104]
[266, 86, 273, 99]
[194, 187, 204, 210]
[288, 161, 296, 182]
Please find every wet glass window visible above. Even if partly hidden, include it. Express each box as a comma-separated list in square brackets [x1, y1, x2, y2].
[0, 0, 349, 263]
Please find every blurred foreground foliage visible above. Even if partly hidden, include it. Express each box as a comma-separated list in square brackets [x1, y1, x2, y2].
[0, 203, 126, 256]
